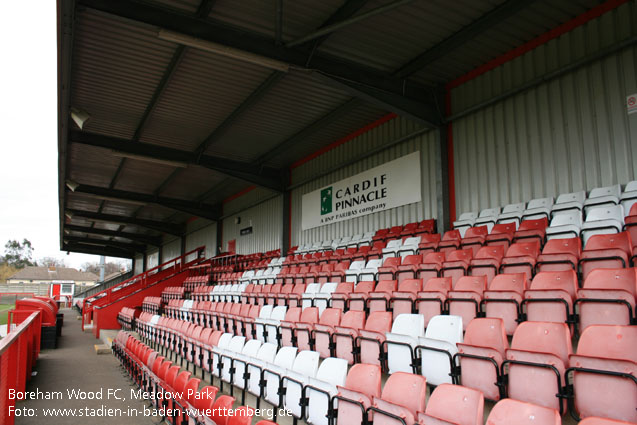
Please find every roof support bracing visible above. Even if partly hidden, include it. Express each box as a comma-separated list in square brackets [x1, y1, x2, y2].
[77, 0, 440, 125]
[66, 209, 184, 236]
[63, 236, 147, 253]
[69, 130, 286, 192]
[70, 183, 222, 220]
[394, 0, 539, 78]
[62, 243, 135, 259]
[64, 224, 162, 246]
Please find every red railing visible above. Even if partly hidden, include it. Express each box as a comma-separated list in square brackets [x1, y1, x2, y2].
[81, 246, 206, 330]
[0, 311, 42, 425]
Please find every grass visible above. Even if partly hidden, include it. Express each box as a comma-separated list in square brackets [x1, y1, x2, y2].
[0, 304, 15, 326]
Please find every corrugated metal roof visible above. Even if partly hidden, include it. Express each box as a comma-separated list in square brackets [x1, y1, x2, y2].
[67, 144, 121, 188]
[112, 159, 175, 194]
[158, 166, 227, 200]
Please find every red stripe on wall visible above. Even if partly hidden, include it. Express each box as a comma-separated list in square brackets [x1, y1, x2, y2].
[223, 185, 256, 204]
[447, 0, 628, 90]
[291, 113, 398, 169]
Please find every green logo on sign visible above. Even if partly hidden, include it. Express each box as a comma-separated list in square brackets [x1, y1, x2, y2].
[321, 187, 333, 215]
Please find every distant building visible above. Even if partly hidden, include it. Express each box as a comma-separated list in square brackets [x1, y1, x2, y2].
[7, 267, 99, 297]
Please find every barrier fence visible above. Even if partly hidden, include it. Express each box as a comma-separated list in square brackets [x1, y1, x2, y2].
[0, 311, 42, 425]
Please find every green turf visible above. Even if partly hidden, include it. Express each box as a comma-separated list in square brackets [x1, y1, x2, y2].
[0, 304, 15, 326]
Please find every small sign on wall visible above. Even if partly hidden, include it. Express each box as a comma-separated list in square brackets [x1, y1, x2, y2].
[628, 93, 637, 115]
[240, 226, 253, 236]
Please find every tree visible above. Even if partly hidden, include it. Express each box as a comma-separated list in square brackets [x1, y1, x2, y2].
[81, 261, 128, 279]
[1, 239, 35, 268]
[0, 263, 18, 283]
[37, 257, 67, 268]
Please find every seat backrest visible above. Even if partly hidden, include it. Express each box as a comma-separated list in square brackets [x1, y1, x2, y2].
[527, 197, 554, 209]
[505, 241, 540, 258]
[385, 239, 402, 249]
[354, 281, 375, 293]
[300, 306, 319, 324]
[584, 231, 632, 255]
[380, 372, 427, 417]
[397, 278, 422, 294]
[488, 273, 527, 294]
[210, 395, 236, 425]
[463, 318, 508, 354]
[585, 205, 623, 223]
[319, 308, 342, 326]
[486, 398, 560, 425]
[503, 203, 526, 213]
[241, 339, 262, 357]
[382, 257, 402, 268]
[422, 384, 484, 425]
[464, 225, 488, 238]
[422, 277, 452, 293]
[217, 333, 233, 350]
[273, 346, 297, 369]
[364, 311, 392, 333]
[165, 365, 181, 388]
[319, 281, 339, 294]
[228, 336, 246, 353]
[454, 276, 487, 294]
[333, 282, 353, 294]
[582, 268, 636, 296]
[304, 283, 321, 294]
[173, 371, 192, 393]
[365, 258, 383, 269]
[390, 313, 425, 338]
[255, 343, 278, 363]
[529, 270, 578, 298]
[589, 184, 621, 199]
[458, 212, 478, 221]
[340, 310, 366, 329]
[511, 321, 572, 364]
[403, 236, 421, 246]
[541, 237, 581, 256]
[575, 325, 637, 362]
[343, 363, 382, 398]
[420, 234, 441, 244]
[556, 191, 586, 204]
[446, 249, 473, 262]
[474, 245, 505, 261]
[315, 357, 348, 386]
[480, 208, 500, 217]
[401, 254, 422, 266]
[374, 279, 398, 293]
[258, 305, 274, 319]
[425, 315, 463, 344]
[490, 223, 516, 235]
[442, 230, 462, 241]
[271, 306, 288, 321]
[349, 260, 366, 270]
[423, 252, 445, 263]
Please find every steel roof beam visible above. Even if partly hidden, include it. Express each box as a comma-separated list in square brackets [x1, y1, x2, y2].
[63, 236, 147, 253]
[77, 0, 440, 125]
[64, 224, 162, 246]
[66, 209, 184, 236]
[62, 242, 136, 259]
[69, 130, 285, 191]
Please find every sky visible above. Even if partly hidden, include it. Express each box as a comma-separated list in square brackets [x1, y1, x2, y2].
[0, 2, 130, 271]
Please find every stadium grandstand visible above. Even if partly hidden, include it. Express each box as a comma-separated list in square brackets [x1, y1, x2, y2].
[2, 0, 636, 424]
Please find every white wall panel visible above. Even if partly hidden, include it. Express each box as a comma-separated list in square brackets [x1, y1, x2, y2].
[290, 117, 437, 246]
[451, 2, 637, 215]
[222, 195, 283, 255]
[185, 223, 217, 261]
[161, 237, 181, 267]
[146, 250, 159, 270]
[134, 254, 143, 274]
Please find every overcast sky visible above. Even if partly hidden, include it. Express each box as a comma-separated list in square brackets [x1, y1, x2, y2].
[0, 2, 130, 271]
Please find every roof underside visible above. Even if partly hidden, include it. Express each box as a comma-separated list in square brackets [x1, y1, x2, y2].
[58, 0, 606, 258]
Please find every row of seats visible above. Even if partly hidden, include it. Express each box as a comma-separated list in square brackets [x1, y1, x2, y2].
[142, 296, 162, 315]
[453, 182, 637, 236]
[116, 307, 139, 331]
[183, 264, 211, 292]
[162, 286, 186, 303]
[135, 310, 636, 423]
[113, 331, 275, 425]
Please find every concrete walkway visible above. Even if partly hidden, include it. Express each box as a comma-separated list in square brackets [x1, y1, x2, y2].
[17, 309, 155, 425]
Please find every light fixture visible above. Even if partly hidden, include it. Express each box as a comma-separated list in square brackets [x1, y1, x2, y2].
[91, 194, 147, 206]
[70, 107, 91, 130]
[64, 210, 74, 219]
[63, 229, 70, 235]
[158, 29, 290, 73]
[65, 180, 79, 192]
[110, 151, 189, 168]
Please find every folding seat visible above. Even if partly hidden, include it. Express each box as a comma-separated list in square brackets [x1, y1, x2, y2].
[278, 307, 302, 347]
[336, 235, 353, 249]
[417, 384, 484, 425]
[219, 336, 246, 385]
[366, 241, 388, 261]
[294, 266, 311, 284]
[504, 321, 572, 413]
[483, 273, 527, 335]
[400, 222, 419, 237]
[456, 317, 508, 400]
[327, 281, 354, 310]
[474, 207, 501, 231]
[311, 308, 342, 358]
[552, 190, 586, 216]
[579, 231, 632, 280]
[345, 233, 364, 249]
[416, 233, 441, 254]
[334, 363, 382, 425]
[469, 245, 505, 284]
[485, 222, 517, 248]
[385, 313, 425, 374]
[397, 236, 421, 257]
[255, 305, 287, 344]
[416, 277, 452, 327]
[460, 225, 488, 255]
[333, 310, 366, 365]
[447, 275, 487, 330]
[497, 202, 526, 226]
[257, 283, 278, 306]
[231, 339, 262, 392]
[526, 249, 572, 283]
[367, 280, 398, 313]
[283, 350, 320, 421]
[390, 278, 423, 318]
[486, 398, 560, 425]
[415, 219, 436, 235]
[311, 281, 340, 313]
[437, 229, 462, 253]
[345, 280, 376, 312]
[576, 268, 636, 331]
[211, 333, 233, 380]
[304, 264, 323, 283]
[315, 263, 335, 283]
[584, 184, 622, 212]
[568, 325, 637, 423]
[327, 261, 350, 283]
[395, 254, 422, 283]
[306, 357, 348, 425]
[373, 228, 391, 242]
[441, 249, 473, 285]
[291, 306, 319, 351]
[581, 205, 625, 245]
[500, 241, 540, 280]
[286, 283, 309, 308]
[275, 283, 294, 306]
[356, 311, 393, 367]
[299, 283, 321, 309]
[246, 343, 277, 400]
[208, 395, 236, 425]
[415, 251, 445, 282]
[417, 315, 463, 386]
[381, 238, 404, 258]
[263, 346, 297, 407]
[620, 180, 637, 214]
[357, 258, 384, 282]
[283, 266, 300, 284]
[453, 212, 478, 237]
[344, 260, 366, 283]
[370, 372, 427, 425]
